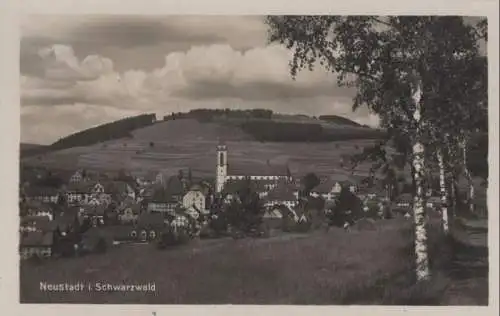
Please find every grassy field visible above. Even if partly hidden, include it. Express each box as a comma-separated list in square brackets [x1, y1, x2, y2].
[22, 119, 377, 178]
[19, 217, 488, 305]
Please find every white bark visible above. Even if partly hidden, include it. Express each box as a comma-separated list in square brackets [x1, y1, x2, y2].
[411, 76, 430, 281]
[436, 148, 449, 234]
[461, 139, 475, 213]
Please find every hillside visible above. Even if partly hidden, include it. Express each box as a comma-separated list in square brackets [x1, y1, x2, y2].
[21, 117, 379, 179]
[20, 143, 49, 157]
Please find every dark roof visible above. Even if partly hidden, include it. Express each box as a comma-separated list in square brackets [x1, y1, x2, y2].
[312, 179, 341, 193]
[150, 188, 176, 203]
[396, 193, 413, 202]
[66, 181, 95, 193]
[20, 231, 53, 247]
[265, 182, 297, 202]
[24, 186, 60, 197]
[227, 162, 290, 177]
[312, 174, 359, 193]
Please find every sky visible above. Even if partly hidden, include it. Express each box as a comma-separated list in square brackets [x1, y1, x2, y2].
[20, 15, 484, 145]
[20, 15, 380, 145]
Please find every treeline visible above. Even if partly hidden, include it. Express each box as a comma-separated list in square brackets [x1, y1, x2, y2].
[163, 108, 273, 122]
[50, 114, 157, 150]
[241, 121, 385, 142]
[318, 115, 362, 127]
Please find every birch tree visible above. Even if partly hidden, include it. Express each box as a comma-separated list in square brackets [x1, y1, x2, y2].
[266, 16, 483, 281]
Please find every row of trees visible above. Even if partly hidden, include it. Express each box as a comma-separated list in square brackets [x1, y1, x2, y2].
[241, 120, 384, 142]
[163, 108, 274, 122]
[50, 114, 157, 150]
[266, 15, 488, 281]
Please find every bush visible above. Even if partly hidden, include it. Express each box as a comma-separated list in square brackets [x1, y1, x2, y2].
[156, 227, 191, 249]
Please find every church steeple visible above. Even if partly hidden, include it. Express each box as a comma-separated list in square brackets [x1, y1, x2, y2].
[215, 142, 227, 193]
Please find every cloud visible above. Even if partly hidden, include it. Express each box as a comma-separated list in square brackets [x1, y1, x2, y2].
[21, 15, 268, 73]
[20, 16, 377, 144]
[21, 103, 142, 145]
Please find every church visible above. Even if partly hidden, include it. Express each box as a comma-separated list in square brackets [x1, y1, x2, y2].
[215, 143, 292, 193]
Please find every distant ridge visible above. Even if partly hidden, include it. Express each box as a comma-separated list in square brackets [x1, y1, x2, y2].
[21, 109, 385, 158]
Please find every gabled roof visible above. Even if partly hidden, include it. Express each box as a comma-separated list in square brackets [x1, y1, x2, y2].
[265, 181, 297, 202]
[20, 231, 53, 247]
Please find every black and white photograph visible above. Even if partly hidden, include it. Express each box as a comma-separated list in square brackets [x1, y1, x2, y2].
[8, 3, 497, 309]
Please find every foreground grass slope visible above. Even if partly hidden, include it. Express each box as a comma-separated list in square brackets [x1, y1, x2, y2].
[20, 217, 487, 305]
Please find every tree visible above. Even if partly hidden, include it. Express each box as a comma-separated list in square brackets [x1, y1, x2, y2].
[266, 16, 484, 281]
[301, 172, 320, 196]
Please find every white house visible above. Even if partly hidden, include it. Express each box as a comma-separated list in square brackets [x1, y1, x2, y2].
[182, 185, 206, 213]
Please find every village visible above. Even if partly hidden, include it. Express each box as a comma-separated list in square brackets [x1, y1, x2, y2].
[18, 142, 447, 261]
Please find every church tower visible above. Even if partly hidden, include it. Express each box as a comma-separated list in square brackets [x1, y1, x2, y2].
[215, 143, 228, 193]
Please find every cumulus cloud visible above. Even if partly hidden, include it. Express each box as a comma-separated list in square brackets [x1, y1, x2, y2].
[20, 16, 379, 145]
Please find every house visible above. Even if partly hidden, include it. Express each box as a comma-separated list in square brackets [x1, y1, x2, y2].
[133, 212, 166, 241]
[264, 205, 285, 219]
[104, 181, 136, 201]
[69, 170, 85, 183]
[20, 215, 56, 233]
[166, 176, 185, 202]
[182, 185, 207, 214]
[215, 143, 292, 193]
[263, 181, 298, 209]
[426, 196, 442, 210]
[147, 188, 178, 214]
[24, 186, 60, 204]
[23, 202, 55, 220]
[19, 231, 53, 259]
[310, 178, 343, 201]
[83, 204, 107, 226]
[65, 182, 93, 205]
[393, 193, 413, 215]
[117, 203, 141, 224]
[357, 186, 381, 202]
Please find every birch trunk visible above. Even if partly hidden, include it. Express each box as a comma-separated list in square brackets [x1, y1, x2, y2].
[411, 76, 430, 281]
[461, 139, 475, 213]
[436, 148, 449, 234]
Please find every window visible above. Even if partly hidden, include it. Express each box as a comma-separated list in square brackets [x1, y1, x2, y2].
[140, 230, 147, 241]
[130, 230, 137, 238]
[219, 152, 225, 166]
[149, 231, 156, 239]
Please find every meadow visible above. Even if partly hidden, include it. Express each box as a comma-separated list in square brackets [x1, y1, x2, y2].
[19, 217, 488, 305]
[22, 119, 377, 179]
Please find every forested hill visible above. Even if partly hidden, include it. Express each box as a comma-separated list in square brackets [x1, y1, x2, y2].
[21, 109, 385, 158]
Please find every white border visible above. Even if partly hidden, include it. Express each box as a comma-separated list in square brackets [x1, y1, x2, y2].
[1, 0, 498, 316]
